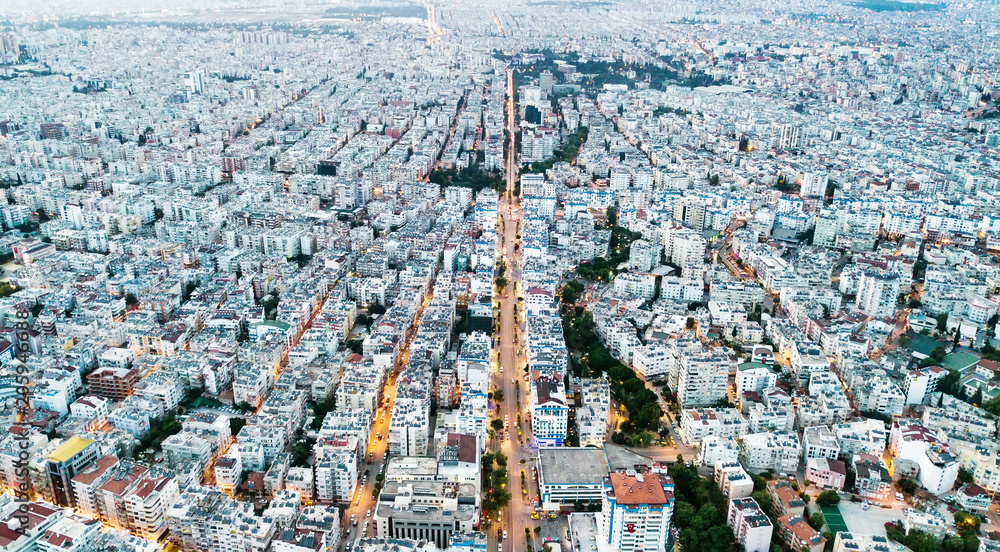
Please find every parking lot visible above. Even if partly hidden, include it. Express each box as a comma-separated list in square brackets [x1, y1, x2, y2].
[836, 501, 903, 536]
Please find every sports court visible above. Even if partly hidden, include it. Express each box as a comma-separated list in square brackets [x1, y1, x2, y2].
[822, 505, 849, 534]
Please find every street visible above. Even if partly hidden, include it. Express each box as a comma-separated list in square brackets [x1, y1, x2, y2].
[340, 290, 435, 550]
[485, 66, 542, 552]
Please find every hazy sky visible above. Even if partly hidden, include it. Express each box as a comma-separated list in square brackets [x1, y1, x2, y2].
[0, 0, 347, 20]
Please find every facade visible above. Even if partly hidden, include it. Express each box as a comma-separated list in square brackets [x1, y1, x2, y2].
[676, 350, 729, 408]
[805, 458, 846, 490]
[598, 470, 675, 552]
[776, 514, 826, 552]
[373, 480, 478, 549]
[47, 436, 100, 508]
[727, 497, 773, 552]
[679, 408, 748, 446]
[531, 378, 569, 446]
[714, 461, 754, 499]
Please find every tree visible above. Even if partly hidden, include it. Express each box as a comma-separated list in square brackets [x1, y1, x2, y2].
[816, 490, 840, 506]
[936, 312, 949, 332]
[369, 303, 386, 315]
[346, 340, 364, 355]
[561, 281, 584, 306]
[632, 431, 654, 447]
[125, 292, 138, 306]
[958, 467, 974, 484]
[809, 512, 825, 531]
[491, 418, 504, 431]
[954, 511, 980, 534]
[898, 478, 919, 495]
[229, 416, 247, 436]
[0, 282, 18, 297]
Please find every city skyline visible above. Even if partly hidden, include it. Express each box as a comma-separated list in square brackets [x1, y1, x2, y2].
[0, 1, 997, 552]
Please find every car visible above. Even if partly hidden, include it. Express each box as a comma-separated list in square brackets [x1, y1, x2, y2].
[896, 547, 904, 551]
[366, 509, 371, 518]
[350, 515, 356, 526]
[503, 530, 507, 540]
[498, 546, 502, 552]
[531, 512, 540, 520]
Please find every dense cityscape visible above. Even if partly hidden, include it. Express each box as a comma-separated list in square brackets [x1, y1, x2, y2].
[0, 0, 998, 552]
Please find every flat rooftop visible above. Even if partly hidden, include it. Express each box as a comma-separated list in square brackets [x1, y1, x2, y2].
[538, 447, 608, 486]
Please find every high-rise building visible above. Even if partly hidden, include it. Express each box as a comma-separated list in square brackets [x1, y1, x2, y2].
[672, 199, 706, 232]
[539, 70, 553, 98]
[47, 436, 99, 508]
[530, 375, 569, 446]
[598, 470, 675, 552]
[800, 172, 828, 198]
[856, 269, 901, 319]
[676, 350, 729, 408]
[727, 497, 773, 552]
[185, 70, 205, 95]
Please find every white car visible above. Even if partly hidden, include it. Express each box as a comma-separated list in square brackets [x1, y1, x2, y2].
[503, 530, 507, 540]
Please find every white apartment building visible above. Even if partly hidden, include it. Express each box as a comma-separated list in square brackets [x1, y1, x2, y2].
[888, 419, 959, 495]
[531, 378, 569, 447]
[632, 343, 674, 382]
[700, 436, 743, 467]
[728, 497, 773, 552]
[679, 408, 749, 447]
[741, 431, 802, 473]
[903, 366, 946, 406]
[314, 438, 359, 504]
[803, 426, 840, 460]
[613, 272, 657, 300]
[676, 349, 730, 408]
[167, 485, 276, 552]
[598, 470, 674, 552]
[715, 461, 754, 499]
[735, 363, 777, 407]
[855, 269, 901, 320]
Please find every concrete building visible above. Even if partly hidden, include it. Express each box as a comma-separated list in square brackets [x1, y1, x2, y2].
[598, 470, 674, 552]
[727, 497, 773, 552]
[373, 480, 478, 549]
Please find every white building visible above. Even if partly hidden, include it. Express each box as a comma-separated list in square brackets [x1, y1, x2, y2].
[741, 431, 802, 473]
[679, 408, 748, 447]
[531, 378, 569, 447]
[856, 270, 901, 320]
[715, 461, 754, 499]
[803, 426, 840, 461]
[888, 419, 959, 495]
[598, 470, 674, 552]
[727, 497, 773, 552]
[676, 349, 730, 408]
